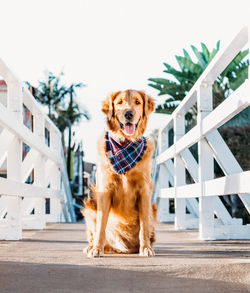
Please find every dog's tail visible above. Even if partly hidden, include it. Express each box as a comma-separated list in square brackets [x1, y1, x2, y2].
[81, 185, 97, 218]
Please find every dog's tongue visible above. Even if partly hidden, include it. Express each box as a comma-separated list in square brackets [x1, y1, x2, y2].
[124, 123, 135, 135]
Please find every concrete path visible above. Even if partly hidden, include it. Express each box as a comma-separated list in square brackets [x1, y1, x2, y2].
[0, 223, 249, 293]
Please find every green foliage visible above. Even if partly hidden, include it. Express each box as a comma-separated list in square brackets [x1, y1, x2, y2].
[148, 41, 249, 115]
[52, 83, 90, 134]
[29, 72, 69, 117]
[55, 101, 90, 133]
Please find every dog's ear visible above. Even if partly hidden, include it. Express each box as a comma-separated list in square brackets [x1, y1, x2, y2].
[139, 91, 155, 117]
[102, 91, 120, 120]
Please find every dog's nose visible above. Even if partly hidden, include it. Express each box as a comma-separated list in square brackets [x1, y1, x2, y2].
[124, 110, 134, 120]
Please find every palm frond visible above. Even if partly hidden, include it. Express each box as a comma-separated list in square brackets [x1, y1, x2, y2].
[148, 40, 248, 117]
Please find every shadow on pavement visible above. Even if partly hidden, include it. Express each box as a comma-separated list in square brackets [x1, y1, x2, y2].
[0, 261, 248, 293]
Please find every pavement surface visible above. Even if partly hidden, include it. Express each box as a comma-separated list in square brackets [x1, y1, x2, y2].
[0, 223, 249, 293]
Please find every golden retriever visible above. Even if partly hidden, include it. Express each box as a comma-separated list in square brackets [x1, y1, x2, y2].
[82, 89, 157, 257]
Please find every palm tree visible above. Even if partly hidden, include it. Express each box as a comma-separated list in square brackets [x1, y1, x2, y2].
[62, 84, 90, 179]
[29, 71, 69, 118]
[148, 42, 249, 116]
[28, 72, 90, 178]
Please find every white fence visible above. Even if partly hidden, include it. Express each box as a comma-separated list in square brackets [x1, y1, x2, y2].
[0, 58, 76, 240]
[154, 27, 250, 240]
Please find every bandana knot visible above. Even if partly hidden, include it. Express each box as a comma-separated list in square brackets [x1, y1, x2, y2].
[105, 132, 147, 174]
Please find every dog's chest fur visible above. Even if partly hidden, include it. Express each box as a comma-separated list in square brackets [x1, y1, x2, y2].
[111, 171, 142, 213]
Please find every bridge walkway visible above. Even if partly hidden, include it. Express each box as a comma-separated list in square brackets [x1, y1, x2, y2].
[0, 223, 249, 293]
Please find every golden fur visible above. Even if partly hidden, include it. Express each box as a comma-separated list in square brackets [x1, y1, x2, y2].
[82, 89, 157, 257]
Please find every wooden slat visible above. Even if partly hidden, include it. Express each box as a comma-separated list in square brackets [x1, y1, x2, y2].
[0, 129, 14, 166]
[204, 171, 250, 196]
[214, 225, 250, 240]
[160, 171, 250, 198]
[0, 177, 61, 199]
[160, 186, 175, 198]
[156, 145, 175, 164]
[21, 148, 39, 183]
[175, 126, 200, 157]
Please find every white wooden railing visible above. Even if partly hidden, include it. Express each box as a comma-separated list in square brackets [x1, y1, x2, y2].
[154, 27, 250, 240]
[0, 58, 76, 240]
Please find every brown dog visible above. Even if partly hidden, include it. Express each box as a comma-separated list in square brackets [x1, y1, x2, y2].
[82, 89, 157, 257]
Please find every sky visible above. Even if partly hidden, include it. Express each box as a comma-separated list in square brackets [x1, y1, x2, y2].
[0, 0, 249, 162]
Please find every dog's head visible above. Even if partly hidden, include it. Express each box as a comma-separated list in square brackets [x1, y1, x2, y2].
[102, 89, 155, 140]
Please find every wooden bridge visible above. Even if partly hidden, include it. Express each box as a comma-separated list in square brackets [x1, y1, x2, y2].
[0, 27, 249, 292]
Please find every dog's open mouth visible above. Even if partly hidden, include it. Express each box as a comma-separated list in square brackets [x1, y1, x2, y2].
[119, 120, 140, 135]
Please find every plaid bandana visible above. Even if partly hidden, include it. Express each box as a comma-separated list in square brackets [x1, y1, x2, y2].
[105, 132, 147, 174]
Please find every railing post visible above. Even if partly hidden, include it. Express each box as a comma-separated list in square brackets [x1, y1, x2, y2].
[48, 130, 62, 222]
[5, 80, 23, 240]
[174, 114, 186, 229]
[198, 82, 214, 240]
[33, 111, 46, 229]
[157, 128, 172, 222]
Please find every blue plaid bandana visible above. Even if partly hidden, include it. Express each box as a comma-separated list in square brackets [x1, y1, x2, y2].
[105, 132, 147, 174]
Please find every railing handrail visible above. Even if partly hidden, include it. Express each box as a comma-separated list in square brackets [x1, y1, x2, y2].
[0, 58, 60, 135]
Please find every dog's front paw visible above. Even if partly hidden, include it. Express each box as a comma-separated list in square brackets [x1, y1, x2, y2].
[87, 246, 103, 258]
[139, 245, 155, 257]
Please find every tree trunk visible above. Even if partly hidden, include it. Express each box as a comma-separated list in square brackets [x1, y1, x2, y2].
[61, 131, 66, 154]
[67, 125, 72, 179]
[67, 87, 73, 179]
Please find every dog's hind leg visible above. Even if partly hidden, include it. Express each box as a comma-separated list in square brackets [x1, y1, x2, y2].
[82, 198, 97, 254]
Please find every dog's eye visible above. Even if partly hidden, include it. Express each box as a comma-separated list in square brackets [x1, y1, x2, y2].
[118, 100, 123, 105]
[135, 100, 141, 105]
